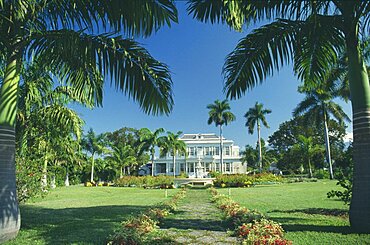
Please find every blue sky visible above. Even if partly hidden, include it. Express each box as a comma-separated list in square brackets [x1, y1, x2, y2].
[75, 2, 352, 148]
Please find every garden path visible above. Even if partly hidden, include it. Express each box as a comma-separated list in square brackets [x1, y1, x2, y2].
[160, 189, 240, 244]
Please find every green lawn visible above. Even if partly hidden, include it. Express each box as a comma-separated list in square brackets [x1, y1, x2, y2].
[6, 186, 178, 245]
[218, 180, 370, 245]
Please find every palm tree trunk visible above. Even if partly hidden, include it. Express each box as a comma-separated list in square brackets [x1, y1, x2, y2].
[257, 121, 262, 173]
[308, 157, 313, 178]
[0, 54, 21, 242]
[51, 174, 56, 189]
[120, 166, 123, 178]
[41, 157, 48, 188]
[90, 153, 95, 182]
[219, 125, 223, 174]
[345, 25, 370, 232]
[151, 151, 155, 176]
[323, 112, 333, 179]
[65, 166, 70, 187]
[173, 153, 176, 178]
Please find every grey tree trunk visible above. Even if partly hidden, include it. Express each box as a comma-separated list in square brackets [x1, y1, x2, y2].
[345, 24, 370, 232]
[219, 125, 223, 174]
[151, 150, 155, 176]
[308, 157, 313, 178]
[323, 113, 334, 179]
[173, 153, 176, 178]
[41, 157, 48, 188]
[50, 175, 56, 189]
[90, 153, 95, 182]
[120, 166, 123, 178]
[257, 121, 262, 172]
[65, 167, 70, 187]
[0, 126, 20, 242]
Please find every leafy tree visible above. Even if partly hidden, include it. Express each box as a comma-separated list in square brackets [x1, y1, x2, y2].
[207, 99, 236, 173]
[244, 102, 271, 172]
[293, 86, 350, 179]
[138, 128, 165, 176]
[158, 131, 187, 178]
[240, 145, 257, 173]
[0, 1, 178, 241]
[81, 129, 107, 182]
[187, 1, 370, 230]
[241, 139, 276, 172]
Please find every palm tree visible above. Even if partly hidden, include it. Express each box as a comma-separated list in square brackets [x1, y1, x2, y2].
[158, 131, 187, 178]
[107, 144, 136, 178]
[0, 1, 177, 241]
[81, 129, 106, 182]
[187, 1, 370, 231]
[207, 99, 236, 173]
[244, 102, 271, 172]
[293, 88, 350, 179]
[138, 128, 165, 176]
[293, 135, 324, 178]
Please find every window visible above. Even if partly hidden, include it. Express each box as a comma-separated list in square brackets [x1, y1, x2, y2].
[188, 162, 194, 172]
[205, 147, 211, 156]
[169, 163, 174, 172]
[215, 163, 220, 172]
[180, 163, 185, 172]
[197, 147, 203, 156]
[189, 147, 195, 156]
[226, 162, 231, 171]
[157, 163, 166, 173]
[225, 146, 230, 156]
[215, 147, 220, 156]
[205, 162, 211, 171]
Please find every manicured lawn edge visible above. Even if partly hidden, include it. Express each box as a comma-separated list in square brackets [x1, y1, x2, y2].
[209, 188, 292, 244]
[108, 188, 187, 244]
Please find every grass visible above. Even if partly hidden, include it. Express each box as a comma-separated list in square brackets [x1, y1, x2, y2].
[218, 180, 370, 245]
[6, 186, 178, 245]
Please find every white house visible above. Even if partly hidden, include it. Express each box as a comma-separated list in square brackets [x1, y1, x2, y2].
[153, 133, 244, 177]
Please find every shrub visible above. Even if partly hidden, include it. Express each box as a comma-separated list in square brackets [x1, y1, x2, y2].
[237, 219, 291, 245]
[314, 169, 330, 179]
[213, 173, 283, 188]
[114, 176, 174, 188]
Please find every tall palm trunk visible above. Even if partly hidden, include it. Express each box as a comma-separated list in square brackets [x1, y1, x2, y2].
[90, 152, 95, 182]
[173, 152, 176, 178]
[120, 166, 123, 178]
[345, 24, 370, 232]
[219, 125, 223, 174]
[41, 157, 48, 188]
[0, 54, 21, 242]
[323, 112, 333, 179]
[308, 157, 313, 178]
[65, 166, 70, 187]
[151, 149, 155, 176]
[257, 120, 262, 172]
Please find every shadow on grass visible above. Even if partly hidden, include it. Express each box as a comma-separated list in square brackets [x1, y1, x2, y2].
[282, 223, 357, 234]
[161, 218, 227, 231]
[19, 205, 147, 244]
[271, 208, 348, 218]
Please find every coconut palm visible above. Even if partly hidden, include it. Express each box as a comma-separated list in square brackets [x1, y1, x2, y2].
[107, 144, 136, 178]
[81, 129, 107, 182]
[0, 1, 177, 240]
[293, 135, 324, 178]
[207, 99, 236, 173]
[293, 88, 350, 179]
[187, 1, 370, 231]
[158, 131, 187, 178]
[138, 128, 165, 176]
[244, 102, 271, 172]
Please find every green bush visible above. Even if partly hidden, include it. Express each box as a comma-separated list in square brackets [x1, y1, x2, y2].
[213, 173, 283, 187]
[314, 169, 330, 179]
[114, 176, 174, 188]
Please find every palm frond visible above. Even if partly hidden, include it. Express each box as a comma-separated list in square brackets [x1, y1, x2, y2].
[223, 19, 300, 99]
[29, 30, 173, 115]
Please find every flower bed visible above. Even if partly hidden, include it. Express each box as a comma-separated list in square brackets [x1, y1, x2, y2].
[209, 188, 291, 244]
[213, 173, 283, 188]
[108, 188, 186, 244]
[114, 175, 174, 188]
